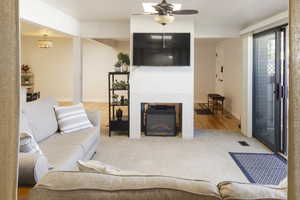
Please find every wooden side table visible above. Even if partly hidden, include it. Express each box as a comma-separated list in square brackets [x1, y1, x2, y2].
[208, 94, 225, 114]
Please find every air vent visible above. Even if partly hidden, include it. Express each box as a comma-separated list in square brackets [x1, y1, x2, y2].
[238, 141, 250, 146]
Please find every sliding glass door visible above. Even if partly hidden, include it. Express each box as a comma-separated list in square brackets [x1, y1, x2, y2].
[253, 25, 288, 153]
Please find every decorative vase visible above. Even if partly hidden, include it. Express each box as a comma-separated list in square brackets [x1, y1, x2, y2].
[122, 64, 129, 72]
[124, 98, 128, 105]
[120, 96, 125, 105]
[116, 109, 123, 121]
[115, 67, 121, 72]
[112, 95, 118, 104]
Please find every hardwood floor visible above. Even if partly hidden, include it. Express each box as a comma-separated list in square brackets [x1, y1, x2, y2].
[18, 187, 31, 200]
[61, 102, 241, 134]
[194, 103, 240, 131]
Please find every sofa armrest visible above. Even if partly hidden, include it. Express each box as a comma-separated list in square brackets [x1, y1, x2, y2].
[218, 181, 287, 200]
[86, 110, 100, 128]
[19, 153, 49, 186]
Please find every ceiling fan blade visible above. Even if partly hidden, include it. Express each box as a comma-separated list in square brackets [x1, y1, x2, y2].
[172, 10, 199, 15]
[131, 12, 156, 16]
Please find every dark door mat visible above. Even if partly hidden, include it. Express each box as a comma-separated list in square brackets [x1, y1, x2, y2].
[229, 152, 287, 185]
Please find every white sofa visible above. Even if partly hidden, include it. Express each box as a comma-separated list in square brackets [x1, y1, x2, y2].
[28, 171, 287, 200]
[19, 97, 100, 186]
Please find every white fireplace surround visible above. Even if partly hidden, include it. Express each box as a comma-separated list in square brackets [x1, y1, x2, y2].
[129, 68, 194, 139]
[129, 16, 195, 139]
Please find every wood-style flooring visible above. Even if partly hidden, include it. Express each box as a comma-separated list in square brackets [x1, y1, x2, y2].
[194, 103, 240, 131]
[61, 102, 241, 134]
[18, 187, 31, 200]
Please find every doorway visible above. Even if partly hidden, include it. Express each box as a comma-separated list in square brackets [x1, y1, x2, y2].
[253, 25, 288, 154]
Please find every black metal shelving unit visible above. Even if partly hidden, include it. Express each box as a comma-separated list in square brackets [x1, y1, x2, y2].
[108, 72, 130, 137]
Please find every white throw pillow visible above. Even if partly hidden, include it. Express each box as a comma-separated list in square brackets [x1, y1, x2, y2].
[20, 113, 54, 170]
[54, 103, 93, 134]
[19, 132, 43, 154]
[20, 112, 43, 155]
[77, 160, 145, 176]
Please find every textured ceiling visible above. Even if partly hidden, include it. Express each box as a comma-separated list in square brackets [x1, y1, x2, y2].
[40, 0, 288, 29]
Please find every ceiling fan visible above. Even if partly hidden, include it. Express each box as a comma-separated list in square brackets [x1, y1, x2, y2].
[134, 0, 199, 25]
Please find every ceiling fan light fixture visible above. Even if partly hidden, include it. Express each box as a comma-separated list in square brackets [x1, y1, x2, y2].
[154, 15, 175, 25]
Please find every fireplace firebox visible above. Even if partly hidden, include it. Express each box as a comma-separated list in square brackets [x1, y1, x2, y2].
[145, 105, 176, 136]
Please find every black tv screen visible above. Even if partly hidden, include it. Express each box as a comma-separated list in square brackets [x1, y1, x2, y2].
[133, 33, 190, 66]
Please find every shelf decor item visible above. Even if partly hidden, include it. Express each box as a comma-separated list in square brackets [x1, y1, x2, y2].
[21, 64, 34, 91]
[112, 94, 119, 104]
[124, 98, 128, 105]
[112, 80, 129, 90]
[21, 64, 40, 102]
[120, 96, 125, 105]
[117, 53, 130, 72]
[122, 64, 129, 72]
[21, 64, 30, 73]
[108, 72, 130, 137]
[116, 109, 123, 121]
[114, 61, 122, 72]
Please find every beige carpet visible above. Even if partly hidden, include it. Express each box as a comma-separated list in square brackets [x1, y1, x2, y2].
[94, 129, 270, 184]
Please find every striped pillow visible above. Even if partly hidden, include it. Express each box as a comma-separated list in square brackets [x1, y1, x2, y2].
[54, 103, 93, 134]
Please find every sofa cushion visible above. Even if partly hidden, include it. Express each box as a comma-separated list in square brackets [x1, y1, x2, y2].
[39, 137, 85, 171]
[20, 112, 34, 136]
[23, 97, 58, 142]
[60, 127, 99, 153]
[29, 171, 222, 200]
[54, 103, 93, 134]
[77, 160, 145, 176]
[218, 181, 287, 200]
[39, 127, 98, 153]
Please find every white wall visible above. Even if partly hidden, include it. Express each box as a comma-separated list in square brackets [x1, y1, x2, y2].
[216, 38, 243, 120]
[194, 38, 244, 120]
[195, 24, 240, 38]
[21, 36, 73, 101]
[21, 36, 130, 102]
[80, 22, 130, 39]
[194, 39, 217, 103]
[130, 15, 195, 139]
[241, 34, 253, 137]
[20, 0, 80, 36]
[82, 39, 119, 102]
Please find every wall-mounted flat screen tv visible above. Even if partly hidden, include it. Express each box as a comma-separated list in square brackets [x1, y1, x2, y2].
[133, 33, 190, 66]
